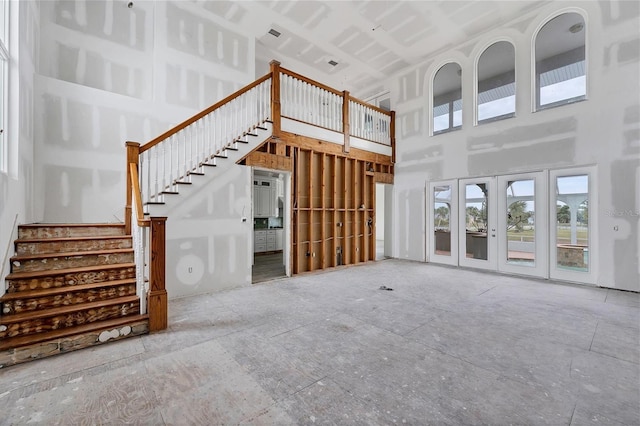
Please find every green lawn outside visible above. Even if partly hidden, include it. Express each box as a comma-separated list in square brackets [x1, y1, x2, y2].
[507, 227, 588, 243]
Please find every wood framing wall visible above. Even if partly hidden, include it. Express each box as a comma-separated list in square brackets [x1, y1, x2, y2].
[241, 131, 393, 275]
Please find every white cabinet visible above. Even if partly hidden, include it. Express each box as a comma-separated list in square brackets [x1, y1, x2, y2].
[254, 229, 284, 253]
[266, 230, 276, 251]
[254, 230, 267, 253]
[253, 178, 277, 218]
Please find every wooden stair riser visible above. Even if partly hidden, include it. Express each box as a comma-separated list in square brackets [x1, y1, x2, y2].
[6, 265, 136, 293]
[0, 318, 148, 368]
[0, 301, 140, 339]
[18, 225, 126, 239]
[2, 283, 137, 315]
[16, 237, 132, 256]
[11, 251, 134, 273]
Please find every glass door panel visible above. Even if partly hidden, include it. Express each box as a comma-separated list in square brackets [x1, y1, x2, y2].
[550, 168, 597, 284]
[428, 180, 458, 265]
[459, 178, 496, 270]
[497, 172, 548, 278]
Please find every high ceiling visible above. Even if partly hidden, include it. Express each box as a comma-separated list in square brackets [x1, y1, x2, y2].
[228, 0, 548, 95]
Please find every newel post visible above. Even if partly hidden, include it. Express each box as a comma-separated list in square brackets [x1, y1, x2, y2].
[270, 60, 281, 137]
[148, 216, 168, 331]
[125, 141, 141, 234]
[390, 110, 396, 164]
[342, 90, 350, 154]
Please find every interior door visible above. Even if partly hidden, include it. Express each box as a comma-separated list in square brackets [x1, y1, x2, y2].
[497, 172, 548, 277]
[458, 178, 497, 270]
[428, 180, 458, 265]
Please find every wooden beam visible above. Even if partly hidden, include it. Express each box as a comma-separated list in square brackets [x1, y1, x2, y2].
[374, 172, 394, 184]
[244, 151, 292, 171]
[277, 131, 393, 165]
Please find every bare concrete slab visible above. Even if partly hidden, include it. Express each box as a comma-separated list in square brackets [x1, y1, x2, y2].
[0, 259, 638, 425]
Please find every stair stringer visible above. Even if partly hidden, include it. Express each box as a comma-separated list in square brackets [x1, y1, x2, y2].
[145, 124, 273, 219]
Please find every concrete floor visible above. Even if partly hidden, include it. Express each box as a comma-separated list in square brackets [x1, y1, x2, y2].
[1, 259, 639, 425]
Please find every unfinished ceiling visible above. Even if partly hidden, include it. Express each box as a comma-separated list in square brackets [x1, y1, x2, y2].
[221, 0, 548, 95]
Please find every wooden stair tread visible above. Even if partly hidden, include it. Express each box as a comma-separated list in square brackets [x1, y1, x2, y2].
[5, 262, 136, 281]
[0, 314, 148, 351]
[1, 278, 137, 301]
[11, 247, 133, 262]
[1, 295, 140, 323]
[15, 235, 131, 244]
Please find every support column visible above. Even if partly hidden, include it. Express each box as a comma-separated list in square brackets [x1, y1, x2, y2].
[148, 216, 168, 331]
[342, 90, 350, 154]
[270, 60, 282, 137]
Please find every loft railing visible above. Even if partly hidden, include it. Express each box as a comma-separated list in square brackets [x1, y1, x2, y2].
[124, 61, 395, 331]
[276, 63, 394, 148]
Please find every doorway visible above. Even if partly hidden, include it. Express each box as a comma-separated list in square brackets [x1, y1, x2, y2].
[375, 183, 393, 260]
[427, 167, 596, 283]
[252, 169, 289, 283]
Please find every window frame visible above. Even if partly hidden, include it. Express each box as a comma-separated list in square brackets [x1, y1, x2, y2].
[432, 62, 463, 136]
[533, 11, 588, 113]
[475, 40, 516, 125]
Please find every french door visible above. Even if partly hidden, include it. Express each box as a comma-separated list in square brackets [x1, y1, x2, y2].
[428, 180, 458, 265]
[427, 167, 596, 283]
[497, 172, 548, 278]
[458, 178, 497, 270]
[549, 167, 597, 284]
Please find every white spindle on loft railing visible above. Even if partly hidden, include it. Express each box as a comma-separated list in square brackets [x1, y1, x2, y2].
[280, 72, 343, 133]
[139, 77, 271, 206]
[348, 99, 391, 146]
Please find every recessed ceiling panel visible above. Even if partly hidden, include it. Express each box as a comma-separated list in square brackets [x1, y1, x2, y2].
[285, 0, 330, 30]
[200, 1, 247, 24]
[332, 27, 374, 55]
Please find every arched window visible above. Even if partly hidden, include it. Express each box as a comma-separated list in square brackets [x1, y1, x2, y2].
[433, 62, 462, 134]
[535, 13, 586, 110]
[477, 41, 515, 123]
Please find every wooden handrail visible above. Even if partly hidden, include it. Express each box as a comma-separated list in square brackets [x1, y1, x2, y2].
[125, 141, 141, 234]
[280, 67, 343, 97]
[348, 96, 393, 116]
[129, 163, 150, 227]
[140, 72, 272, 154]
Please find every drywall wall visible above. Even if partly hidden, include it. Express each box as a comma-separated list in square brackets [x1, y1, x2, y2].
[33, 0, 256, 298]
[388, 1, 639, 291]
[35, 0, 254, 223]
[1, 1, 38, 294]
[162, 165, 253, 298]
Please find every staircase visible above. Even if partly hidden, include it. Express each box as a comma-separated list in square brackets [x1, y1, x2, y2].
[0, 223, 149, 368]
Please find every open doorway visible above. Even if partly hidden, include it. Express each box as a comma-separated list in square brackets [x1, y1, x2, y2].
[252, 169, 288, 283]
[375, 183, 392, 260]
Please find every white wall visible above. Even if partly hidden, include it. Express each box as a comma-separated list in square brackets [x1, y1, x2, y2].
[1, 0, 38, 294]
[388, 1, 639, 291]
[35, 0, 255, 223]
